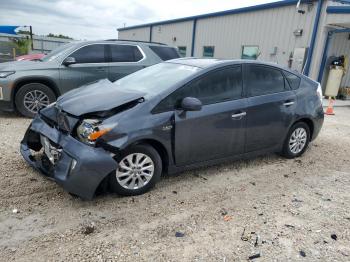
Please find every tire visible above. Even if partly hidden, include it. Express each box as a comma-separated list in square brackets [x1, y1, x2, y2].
[15, 83, 56, 118]
[281, 122, 310, 159]
[110, 144, 162, 196]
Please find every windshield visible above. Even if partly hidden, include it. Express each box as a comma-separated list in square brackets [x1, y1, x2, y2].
[41, 43, 75, 62]
[113, 62, 200, 96]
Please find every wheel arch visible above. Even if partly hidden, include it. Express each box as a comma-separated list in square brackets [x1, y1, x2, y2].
[12, 77, 61, 106]
[127, 138, 170, 174]
[293, 117, 315, 140]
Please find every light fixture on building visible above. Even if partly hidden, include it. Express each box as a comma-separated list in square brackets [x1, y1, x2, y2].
[172, 36, 176, 42]
[293, 29, 303, 37]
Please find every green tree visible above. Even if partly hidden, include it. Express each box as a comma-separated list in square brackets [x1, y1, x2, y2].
[47, 33, 73, 39]
[12, 38, 31, 55]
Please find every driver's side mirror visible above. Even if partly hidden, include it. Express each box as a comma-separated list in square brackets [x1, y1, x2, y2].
[180, 97, 202, 111]
[62, 57, 76, 66]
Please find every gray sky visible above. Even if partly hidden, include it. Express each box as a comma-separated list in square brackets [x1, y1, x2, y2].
[0, 0, 275, 40]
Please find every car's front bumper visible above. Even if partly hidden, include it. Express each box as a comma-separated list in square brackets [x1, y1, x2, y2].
[0, 100, 14, 111]
[20, 114, 117, 200]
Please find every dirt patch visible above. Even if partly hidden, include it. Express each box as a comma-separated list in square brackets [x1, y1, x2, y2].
[0, 108, 350, 261]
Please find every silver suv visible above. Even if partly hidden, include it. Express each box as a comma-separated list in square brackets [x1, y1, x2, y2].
[0, 40, 180, 117]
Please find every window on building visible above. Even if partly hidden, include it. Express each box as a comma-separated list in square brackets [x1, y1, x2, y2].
[283, 71, 301, 90]
[241, 46, 259, 60]
[245, 65, 285, 97]
[178, 46, 187, 57]
[203, 46, 215, 57]
[109, 44, 143, 62]
[70, 44, 106, 63]
[149, 46, 180, 61]
[154, 66, 242, 113]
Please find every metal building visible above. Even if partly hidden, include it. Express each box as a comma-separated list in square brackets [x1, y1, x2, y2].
[118, 0, 350, 91]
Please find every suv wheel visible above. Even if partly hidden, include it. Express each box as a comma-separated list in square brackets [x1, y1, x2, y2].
[15, 83, 56, 118]
[281, 122, 310, 159]
[110, 144, 162, 196]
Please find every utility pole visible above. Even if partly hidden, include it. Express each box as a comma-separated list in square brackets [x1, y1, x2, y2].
[29, 25, 33, 50]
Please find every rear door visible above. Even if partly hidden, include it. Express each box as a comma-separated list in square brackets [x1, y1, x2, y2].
[155, 66, 247, 165]
[243, 64, 297, 152]
[59, 44, 109, 93]
[106, 44, 146, 82]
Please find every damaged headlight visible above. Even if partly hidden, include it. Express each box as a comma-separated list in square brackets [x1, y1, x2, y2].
[77, 119, 116, 145]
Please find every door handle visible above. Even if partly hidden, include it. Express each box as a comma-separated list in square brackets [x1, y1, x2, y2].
[231, 112, 246, 119]
[283, 101, 295, 106]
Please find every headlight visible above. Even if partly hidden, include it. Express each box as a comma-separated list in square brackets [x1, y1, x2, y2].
[0, 71, 15, 78]
[76, 119, 116, 145]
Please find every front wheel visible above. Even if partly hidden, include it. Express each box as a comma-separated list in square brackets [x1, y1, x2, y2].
[15, 83, 56, 118]
[110, 144, 162, 196]
[281, 122, 310, 159]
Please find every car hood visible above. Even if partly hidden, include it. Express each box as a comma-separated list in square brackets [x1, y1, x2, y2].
[56, 79, 146, 116]
[0, 60, 58, 71]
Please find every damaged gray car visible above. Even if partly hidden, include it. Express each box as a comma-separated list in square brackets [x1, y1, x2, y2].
[20, 58, 324, 199]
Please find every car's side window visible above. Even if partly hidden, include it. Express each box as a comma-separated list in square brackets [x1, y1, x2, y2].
[154, 66, 242, 113]
[109, 44, 143, 62]
[149, 46, 180, 61]
[283, 70, 301, 90]
[69, 44, 106, 64]
[245, 65, 286, 97]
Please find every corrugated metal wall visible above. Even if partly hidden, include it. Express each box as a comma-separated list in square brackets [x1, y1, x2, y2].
[329, 32, 350, 87]
[118, 3, 319, 70]
[194, 3, 316, 66]
[151, 21, 193, 56]
[32, 35, 71, 52]
[117, 0, 350, 82]
[118, 27, 150, 42]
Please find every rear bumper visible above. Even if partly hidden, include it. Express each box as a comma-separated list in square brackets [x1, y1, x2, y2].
[311, 106, 324, 141]
[20, 115, 117, 200]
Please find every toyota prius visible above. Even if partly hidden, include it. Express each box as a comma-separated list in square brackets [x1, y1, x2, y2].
[21, 58, 324, 199]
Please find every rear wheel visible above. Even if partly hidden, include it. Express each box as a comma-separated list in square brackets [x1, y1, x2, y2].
[281, 122, 310, 158]
[110, 144, 162, 196]
[15, 83, 56, 118]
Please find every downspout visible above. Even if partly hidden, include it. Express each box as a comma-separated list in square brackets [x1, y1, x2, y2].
[149, 25, 153, 42]
[303, 0, 323, 76]
[317, 31, 333, 82]
[191, 18, 197, 56]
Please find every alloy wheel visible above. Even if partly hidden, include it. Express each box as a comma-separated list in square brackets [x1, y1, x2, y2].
[289, 127, 307, 154]
[116, 153, 155, 190]
[23, 90, 50, 114]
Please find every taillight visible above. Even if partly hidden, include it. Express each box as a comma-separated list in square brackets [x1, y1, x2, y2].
[316, 83, 323, 104]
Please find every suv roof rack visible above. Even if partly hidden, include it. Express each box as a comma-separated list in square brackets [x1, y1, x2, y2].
[104, 39, 167, 46]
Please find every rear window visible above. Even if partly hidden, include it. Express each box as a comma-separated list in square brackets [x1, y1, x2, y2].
[284, 71, 301, 90]
[149, 46, 180, 61]
[245, 65, 285, 96]
[109, 44, 143, 62]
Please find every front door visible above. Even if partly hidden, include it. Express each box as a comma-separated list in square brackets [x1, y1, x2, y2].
[243, 64, 297, 152]
[170, 66, 246, 165]
[59, 44, 109, 94]
[175, 99, 247, 165]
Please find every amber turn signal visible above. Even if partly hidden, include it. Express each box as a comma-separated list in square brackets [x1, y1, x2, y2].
[88, 128, 112, 141]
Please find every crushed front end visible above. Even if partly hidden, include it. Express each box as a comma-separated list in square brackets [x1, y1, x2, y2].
[20, 105, 117, 200]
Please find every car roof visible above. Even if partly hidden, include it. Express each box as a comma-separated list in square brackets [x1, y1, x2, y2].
[167, 58, 302, 75]
[72, 39, 167, 47]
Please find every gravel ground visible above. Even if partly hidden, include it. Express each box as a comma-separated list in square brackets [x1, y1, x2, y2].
[0, 107, 349, 261]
